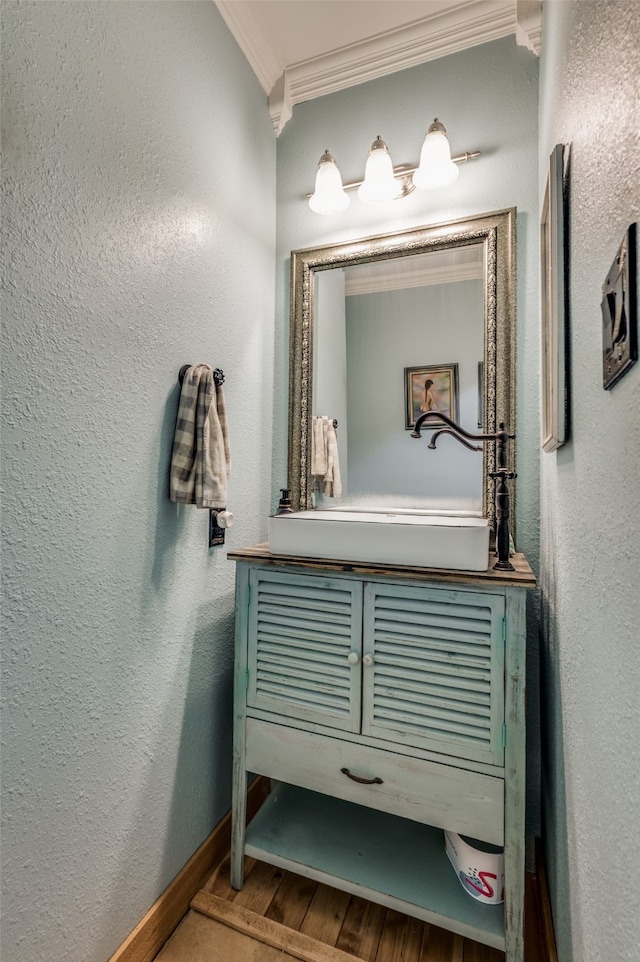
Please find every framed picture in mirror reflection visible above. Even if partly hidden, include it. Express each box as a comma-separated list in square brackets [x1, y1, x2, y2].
[404, 363, 459, 430]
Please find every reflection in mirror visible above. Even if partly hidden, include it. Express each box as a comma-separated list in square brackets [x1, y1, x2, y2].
[314, 246, 484, 512]
[288, 210, 516, 534]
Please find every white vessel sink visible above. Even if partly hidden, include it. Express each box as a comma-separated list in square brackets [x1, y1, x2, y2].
[268, 510, 490, 572]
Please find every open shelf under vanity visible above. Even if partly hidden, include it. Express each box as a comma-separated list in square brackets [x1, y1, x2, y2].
[245, 781, 506, 950]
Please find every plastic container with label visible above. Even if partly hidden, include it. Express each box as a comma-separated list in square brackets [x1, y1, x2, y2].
[444, 830, 505, 904]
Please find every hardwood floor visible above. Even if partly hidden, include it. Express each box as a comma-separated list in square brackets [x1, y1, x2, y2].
[155, 853, 549, 962]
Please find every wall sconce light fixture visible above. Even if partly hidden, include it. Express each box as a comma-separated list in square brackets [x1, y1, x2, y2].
[308, 150, 350, 214]
[357, 136, 402, 204]
[308, 118, 480, 215]
[413, 118, 460, 190]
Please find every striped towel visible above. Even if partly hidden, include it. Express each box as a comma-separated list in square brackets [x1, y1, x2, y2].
[170, 364, 230, 508]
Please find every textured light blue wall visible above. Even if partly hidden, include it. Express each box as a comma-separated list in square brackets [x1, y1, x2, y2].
[0, 4, 275, 961]
[275, 36, 541, 833]
[538, 3, 640, 961]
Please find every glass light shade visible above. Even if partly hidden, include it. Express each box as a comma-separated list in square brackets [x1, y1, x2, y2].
[309, 151, 350, 214]
[412, 119, 459, 191]
[357, 136, 400, 204]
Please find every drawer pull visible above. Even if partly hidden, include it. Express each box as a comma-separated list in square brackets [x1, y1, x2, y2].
[341, 767, 383, 785]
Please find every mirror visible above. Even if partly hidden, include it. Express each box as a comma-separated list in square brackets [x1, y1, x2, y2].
[288, 209, 517, 533]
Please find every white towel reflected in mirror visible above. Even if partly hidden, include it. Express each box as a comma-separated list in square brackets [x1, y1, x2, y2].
[311, 416, 341, 498]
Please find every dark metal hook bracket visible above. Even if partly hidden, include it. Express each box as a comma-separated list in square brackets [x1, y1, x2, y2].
[178, 365, 225, 387]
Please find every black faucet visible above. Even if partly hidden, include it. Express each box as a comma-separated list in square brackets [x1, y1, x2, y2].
[411, 411, 516, 571]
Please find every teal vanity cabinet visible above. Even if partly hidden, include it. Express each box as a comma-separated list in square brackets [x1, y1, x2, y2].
[228, 546, 536, 961]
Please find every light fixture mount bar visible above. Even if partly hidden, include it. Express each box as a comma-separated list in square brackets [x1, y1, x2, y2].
[306, 149, 480, 199]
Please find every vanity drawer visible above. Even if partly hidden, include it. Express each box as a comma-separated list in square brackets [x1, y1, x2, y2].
[245, 718, 504, 845]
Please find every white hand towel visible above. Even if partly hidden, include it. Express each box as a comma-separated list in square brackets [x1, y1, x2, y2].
[170, 364, 231, 508]
[311, 416, 328, 477]
[322, 417, 342, 498]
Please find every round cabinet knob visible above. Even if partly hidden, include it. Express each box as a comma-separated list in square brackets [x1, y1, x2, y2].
[217, 510, 235, 529]
[347, 652, 359, 665]
[362, 654, 374, 667]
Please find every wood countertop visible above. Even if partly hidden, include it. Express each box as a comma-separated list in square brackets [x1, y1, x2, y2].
[227, 543, 537, 590]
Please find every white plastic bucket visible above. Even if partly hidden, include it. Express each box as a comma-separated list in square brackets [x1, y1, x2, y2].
[444, 831, 505, 904]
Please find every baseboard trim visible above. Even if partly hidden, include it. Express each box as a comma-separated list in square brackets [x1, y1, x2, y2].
[108, 776, 270, 962]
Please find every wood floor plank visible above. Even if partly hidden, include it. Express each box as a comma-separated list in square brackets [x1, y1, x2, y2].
[299, 884, 352, 945]
[195, 858, 546, 962]
[155, 909, 304, 962]
[191, 891, 370, 962]
[419, 924, 465, 962]
[204, 854, 257, 898]
[202, 855, 234, 899]
[534, 848, 558, 962]
[203, 855, 232, 896]
[231, 859, 285, 915]
[265, 869, 319, 929]
[335, 894, 386, 961]
[374, 908, 424, 962]
[524, 874, 542, 962]
[462, 939, 505, 961]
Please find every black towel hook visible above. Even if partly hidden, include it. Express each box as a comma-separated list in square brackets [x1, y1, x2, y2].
[178, 365, 225, 387]
[313, 415, 338, 429]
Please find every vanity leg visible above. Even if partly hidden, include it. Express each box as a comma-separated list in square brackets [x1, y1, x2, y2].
[504, 829, 525, 962]
[230, 761, 247, 890]
[504, 587, 527, 962]
[231, 569, 250, 891]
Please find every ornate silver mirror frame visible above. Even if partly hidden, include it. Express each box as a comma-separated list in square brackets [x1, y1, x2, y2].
[288, 208, 517, 534]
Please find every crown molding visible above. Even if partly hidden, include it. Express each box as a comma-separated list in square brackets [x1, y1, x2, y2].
[215, 0, 536, 135]
[215, 1, 283, 94]
[269, 71, 292, 137]
[284, 1, 515, 107]
[344, 261, 483, 297]
[515, 0, 541, 55]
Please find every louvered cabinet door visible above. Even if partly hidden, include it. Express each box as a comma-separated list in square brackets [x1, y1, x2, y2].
[362, 583, 506, 765]
[247, 569, 363, 733]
